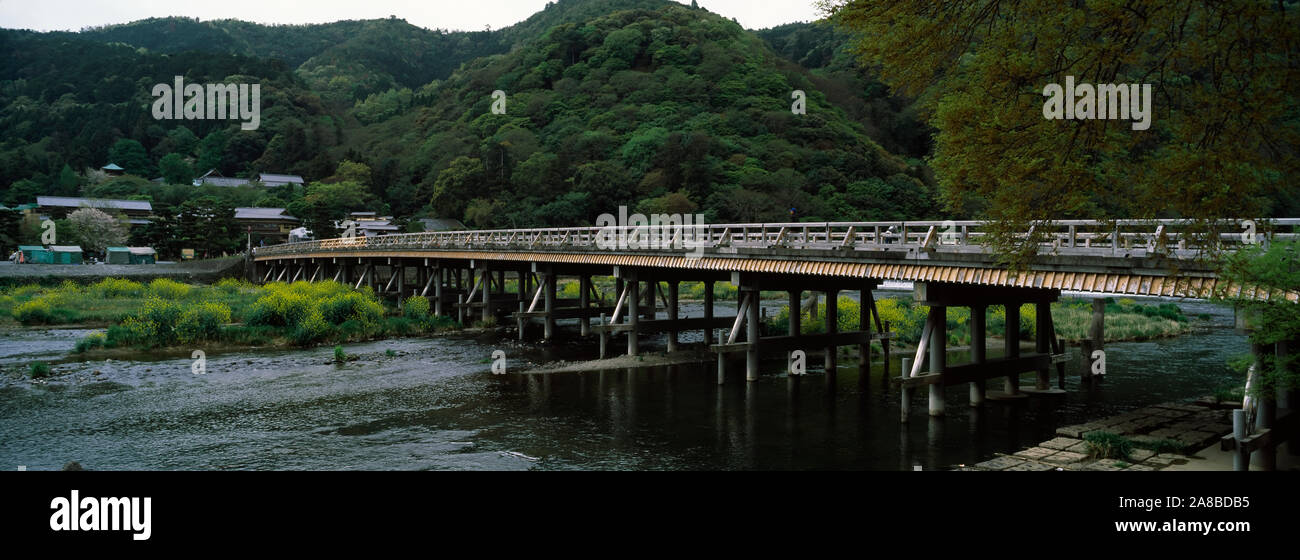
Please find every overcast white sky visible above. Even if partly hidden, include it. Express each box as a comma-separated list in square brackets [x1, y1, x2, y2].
[0, 0, 825, 33]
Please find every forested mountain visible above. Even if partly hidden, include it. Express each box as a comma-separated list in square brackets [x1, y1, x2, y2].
[755, 20, 932, 160]
[0, 0, 941, 252]
[342, 3, 937, 227]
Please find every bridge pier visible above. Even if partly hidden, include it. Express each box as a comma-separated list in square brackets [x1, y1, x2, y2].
[543, 266, 557, 340]
[744, 281, 760, 382]
[788, 290, 800, 373]
[824, 290, 838, 374]
[970, 304, 987, 406]
[999, 303, 1026, 399]
[703, 281, 715, 346]
[928, 305, 947, 416]
[627, 274, 639, 356]
[667, 281, 679, 353]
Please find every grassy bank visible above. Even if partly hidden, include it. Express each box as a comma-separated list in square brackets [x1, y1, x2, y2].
[1, 278, 460, 355]
[762, 296, 1192, 348]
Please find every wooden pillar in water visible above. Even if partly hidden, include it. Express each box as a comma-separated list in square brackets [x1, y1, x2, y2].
[703, 281, 715, 345]
[928, 305, 946, 416]
[882, 320, 891, 380]
[480, 267, 492, 323]
[1083, 299, 1105, 380]
[1004, 303, 1020, 396]
[1035, 301, 1051, 390]
[788, 290, 801, 372]
[970, 304, 987, 406]
[396, 261, 405, 298]
[1254, 341, 1277, 470]
[644, 278, 656, 320]
[901, 357, 912, 421]
[859, 288, 871, 377]
[627, 276, 640, 356]
[667, 281, 679, 353]
[825, 290, 838, 373]
[579, 275, 591, 336]
[433, 264, 444, 316]
[745, 283, 760, 382]
[544, 270, 557, 340]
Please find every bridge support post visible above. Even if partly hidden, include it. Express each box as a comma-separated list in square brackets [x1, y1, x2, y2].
[434, 264, 444, 316]
[882, 320, 891, 381]
[825, 290, 838, 373]
[415, 263, 426, 298]
[579, 276, 591, 336]
[366, 263, 376, 292]
[627, 275, 639, 356]
[396, 261, 405, 298]
[1253, 342, 1277, 470]
[859, 288, 871, 378]
[970, 304, 987, 406]
[643, 278, 655, 321]
[480, 268, 492, 323]
[1035, 301, 1051, 390]
[667, 281, 679, 353]
[788, 290, 800, 372]
[901, 357, 913, 421]
[745, 281, 760, 382]
[544, 268, 557, 341]
[928, 305, 946, 417]
[1003, 303, 1022, 397]
[1083, 299, 1105, 380]
[703, 281, 715, 345]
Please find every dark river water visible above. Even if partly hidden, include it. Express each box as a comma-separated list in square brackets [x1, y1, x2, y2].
[0, 295, 1245, 470]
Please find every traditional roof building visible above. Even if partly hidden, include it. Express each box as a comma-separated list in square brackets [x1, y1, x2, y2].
[35, 196, 152, 219]
[257, 173, 305, 187]
[234, 207, 300, 243]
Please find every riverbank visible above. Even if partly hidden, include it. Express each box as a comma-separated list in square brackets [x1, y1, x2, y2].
[2, 279, 461, 376]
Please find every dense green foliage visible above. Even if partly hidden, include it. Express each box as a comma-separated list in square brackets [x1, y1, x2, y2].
[351, 4, 937, 227]
[1, 0, 942, 249]
[827, 0, 1300, 264]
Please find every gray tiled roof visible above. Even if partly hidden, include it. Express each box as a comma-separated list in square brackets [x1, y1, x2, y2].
[257, 173, 304, 184]
[199, 177, 252, 187]
[234, 207, 297, 221]
[36, 196, 152, 213]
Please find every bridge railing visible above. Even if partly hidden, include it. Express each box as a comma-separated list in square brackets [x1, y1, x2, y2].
[254, 218, 1300, 258]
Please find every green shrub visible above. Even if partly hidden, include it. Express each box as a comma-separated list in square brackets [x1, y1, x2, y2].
[175, 302, 232, 343]
[148, 278, 191, 299]
[74, 332, 107, 353]
[290, 309, 332, 346]
[213, 277, 249, 294]
[13, 298, 54, 324]
[402, 295, 430, 318]
[319, 292, 383, 325]
[89, 278, 144, 298]
[333, 345, 347, 362]
[7, 284, 45, 298]
[28, 361, 51, 378]
[1084, 431, 1133, 460]
[247, 291, 312, 327]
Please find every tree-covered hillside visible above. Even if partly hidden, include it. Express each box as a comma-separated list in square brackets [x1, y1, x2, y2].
[341, 4, 938, 227]
[0, 29, 345, 202]
[0, 0, 944, 253]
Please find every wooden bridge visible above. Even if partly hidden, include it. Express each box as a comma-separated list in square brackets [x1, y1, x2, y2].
[251, 219, 1299, 418]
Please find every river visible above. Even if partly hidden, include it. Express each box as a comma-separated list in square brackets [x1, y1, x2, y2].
[0, 296, 1244, 470]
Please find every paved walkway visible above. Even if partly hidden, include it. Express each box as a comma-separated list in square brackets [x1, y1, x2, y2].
[963, 402, 1243, 471]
